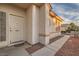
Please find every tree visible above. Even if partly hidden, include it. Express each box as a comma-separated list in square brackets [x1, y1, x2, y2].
[66, 22, 77, 33]
[69, 22, 76, 31]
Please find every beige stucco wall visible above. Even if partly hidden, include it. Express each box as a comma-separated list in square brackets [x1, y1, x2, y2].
[49, 16, 60, 39]
[49, 16, 56, 33]
[32, 5, 39, 44]
[39, 4, 45, 34]
[39, 4, 50, 45]
[26, 4, 51, 45]
[61, 27, 67, 31]
[0, 4, 26, 48]
[39, 4, 50, 34]
[26, 6, 32, 44]
[26, 5, 40, 45]
[0, 4, 26, 17]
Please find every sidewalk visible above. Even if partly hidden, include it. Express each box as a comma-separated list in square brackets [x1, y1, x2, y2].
[31, 35, 70, 56]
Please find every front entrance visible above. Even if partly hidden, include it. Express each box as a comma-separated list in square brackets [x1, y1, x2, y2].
[9, 14, 25, 44]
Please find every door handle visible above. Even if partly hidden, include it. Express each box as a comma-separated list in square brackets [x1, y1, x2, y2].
[15, 30, 19, 31]
[10, 30, 12, 32]
[10, 27, 12, 32]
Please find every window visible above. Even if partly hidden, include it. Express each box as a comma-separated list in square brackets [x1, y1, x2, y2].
[0, 11, 6, 41]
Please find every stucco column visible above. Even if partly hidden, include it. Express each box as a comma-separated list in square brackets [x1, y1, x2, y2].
[26, 5, 40, 45]
[39, 4, 50, 45]
[32, 5, 39, 44]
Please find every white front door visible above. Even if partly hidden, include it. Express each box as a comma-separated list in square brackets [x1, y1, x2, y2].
[9, 14, 24, 43]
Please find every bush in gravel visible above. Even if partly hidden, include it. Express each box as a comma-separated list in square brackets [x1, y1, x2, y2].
[61, 31, 66, 34]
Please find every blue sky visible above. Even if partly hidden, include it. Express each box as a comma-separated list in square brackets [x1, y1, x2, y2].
[52, 3, 79, 24]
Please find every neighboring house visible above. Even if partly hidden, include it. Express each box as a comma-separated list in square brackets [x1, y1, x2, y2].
[49, 11, 63, 32]
[49, 6, 63, 39]
[0, 3, 63, 48]
[61, 24, 69, 31]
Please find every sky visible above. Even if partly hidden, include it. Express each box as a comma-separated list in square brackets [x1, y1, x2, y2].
[52, 3, 79, 24]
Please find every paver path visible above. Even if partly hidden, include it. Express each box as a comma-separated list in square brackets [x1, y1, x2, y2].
[55, 36, 79, 56]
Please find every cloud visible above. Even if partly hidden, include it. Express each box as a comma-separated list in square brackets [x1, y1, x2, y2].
[60, 16, 72, 24]
[52, 3, 79, 22]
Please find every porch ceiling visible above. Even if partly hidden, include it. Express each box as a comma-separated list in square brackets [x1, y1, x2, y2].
[13, 3, 44, 9]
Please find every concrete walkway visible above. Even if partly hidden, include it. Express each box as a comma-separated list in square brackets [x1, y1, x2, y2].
[31, 35, 70, 56]
[0, 43, 31, 56]
[0, 35, 70, 56]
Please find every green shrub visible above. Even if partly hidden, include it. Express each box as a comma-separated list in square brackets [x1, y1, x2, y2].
[61, 31, 66, 33]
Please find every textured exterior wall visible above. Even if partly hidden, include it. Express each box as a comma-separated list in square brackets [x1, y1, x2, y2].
[0, 4, 26, 48]
[26, 5, 40, 45]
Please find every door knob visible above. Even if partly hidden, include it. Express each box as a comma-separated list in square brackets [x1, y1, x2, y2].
[10, 30, 12, 32]
[15, 30, 19, 31]
[10, 27, 12, 31]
